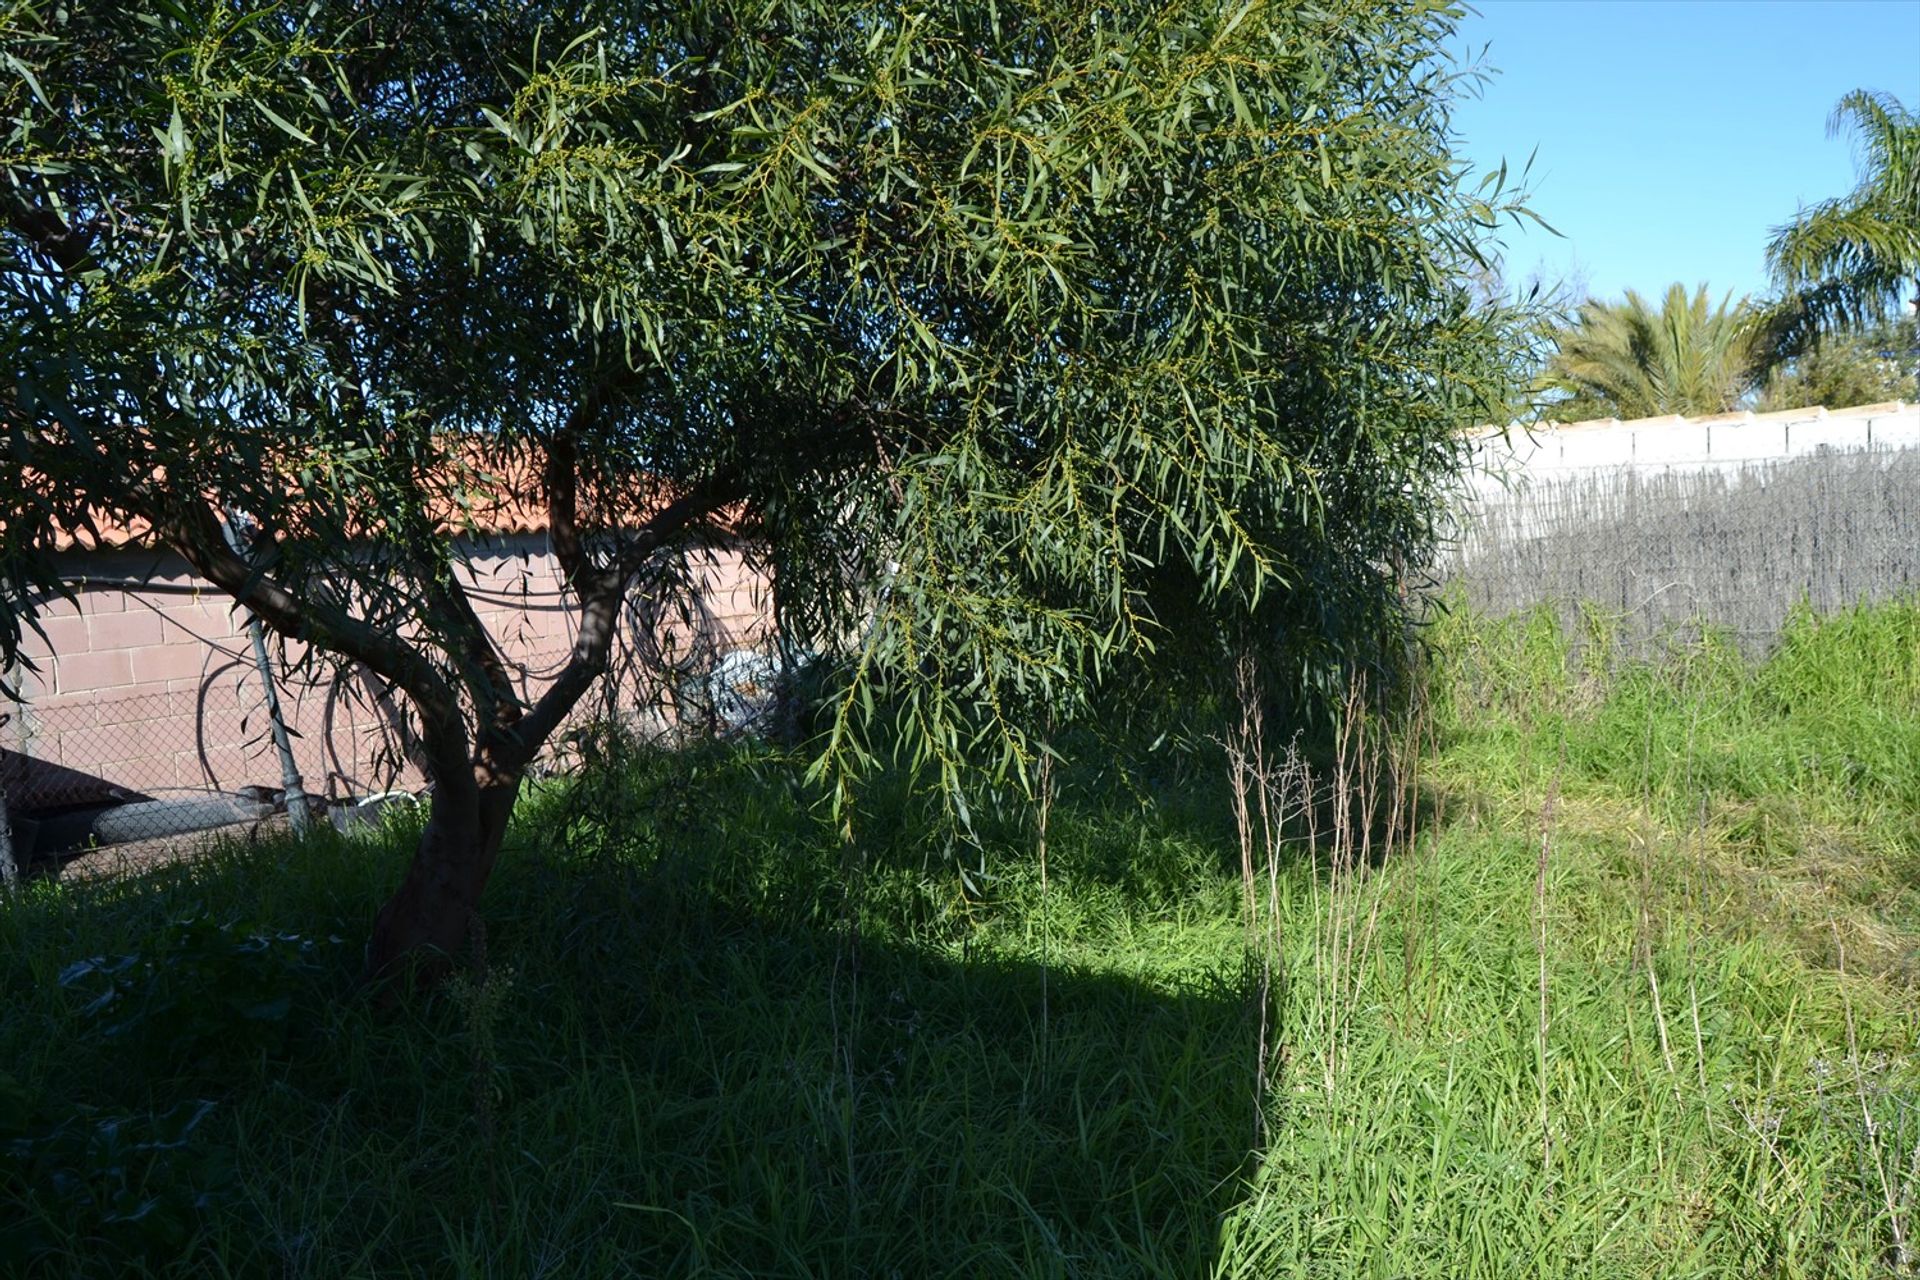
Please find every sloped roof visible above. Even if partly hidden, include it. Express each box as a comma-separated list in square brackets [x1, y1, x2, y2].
[39, 443, 746, 552]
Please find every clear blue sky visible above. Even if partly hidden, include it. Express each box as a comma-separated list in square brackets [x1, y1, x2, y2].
[1451, 0, 1920, 306]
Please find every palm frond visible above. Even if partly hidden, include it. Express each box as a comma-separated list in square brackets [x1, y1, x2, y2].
[1765, 90, 1920, 336]
[1540, 284, 1764, 419]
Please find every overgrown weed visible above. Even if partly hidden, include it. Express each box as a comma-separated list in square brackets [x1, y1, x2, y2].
[1, 600, 1917, 1276]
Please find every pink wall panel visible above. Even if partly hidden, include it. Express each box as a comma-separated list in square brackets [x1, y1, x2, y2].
[4, 538, 775, 811]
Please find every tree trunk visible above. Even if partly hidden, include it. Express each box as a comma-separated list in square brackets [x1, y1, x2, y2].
[365, 771, 520, 988]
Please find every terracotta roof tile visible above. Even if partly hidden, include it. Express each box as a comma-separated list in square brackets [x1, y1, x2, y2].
[39, 440, 746, 552]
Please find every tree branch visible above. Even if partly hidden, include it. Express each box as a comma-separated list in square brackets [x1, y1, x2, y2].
[157, 496, 477, 794]
[2, 191, 95, 275]
[543, 415, 593, 591]
[422, 556, 525, 734]
[494, 466, 744, 772]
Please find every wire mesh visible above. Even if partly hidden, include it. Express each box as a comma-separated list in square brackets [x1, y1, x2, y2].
[1, 626, 784, 874]
[2, 680, 296, 875]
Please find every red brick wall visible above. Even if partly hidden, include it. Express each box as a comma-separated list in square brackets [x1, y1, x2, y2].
[3, 537, 771, 810]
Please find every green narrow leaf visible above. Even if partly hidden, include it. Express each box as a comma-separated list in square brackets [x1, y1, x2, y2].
[255, 101, 316, 145]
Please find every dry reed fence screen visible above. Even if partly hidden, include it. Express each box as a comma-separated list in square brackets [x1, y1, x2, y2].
[1442, 445, 1920, 652]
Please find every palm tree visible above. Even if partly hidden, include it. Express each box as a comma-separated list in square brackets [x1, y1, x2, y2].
[1765, 90, 1920, 357]
[1540, 283, 1765, 421]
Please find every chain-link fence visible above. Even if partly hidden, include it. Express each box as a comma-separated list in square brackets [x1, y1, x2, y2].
[2, 651, 439, 874]
[1442, 445, 1920, 653]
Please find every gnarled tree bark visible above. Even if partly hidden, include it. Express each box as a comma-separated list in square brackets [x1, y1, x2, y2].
[156, 434, 745, 990]
[365, 767, 520, 983]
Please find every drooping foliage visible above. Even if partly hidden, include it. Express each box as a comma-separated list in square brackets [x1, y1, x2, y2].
[1539, 284, 1764, 422]
[2, 0, 1530, 969]
[1765, 90, 1920, 358]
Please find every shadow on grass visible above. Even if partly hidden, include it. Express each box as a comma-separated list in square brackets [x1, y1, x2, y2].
[1, 807, 1264, 1279]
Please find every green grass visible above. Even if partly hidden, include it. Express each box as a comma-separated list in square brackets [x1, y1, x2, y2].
[1220, 810, 1915, 1277]
[1428, 596, 1920, 981]
[4, 602, 1919, 1277]
[2, 750, 1260, 1277]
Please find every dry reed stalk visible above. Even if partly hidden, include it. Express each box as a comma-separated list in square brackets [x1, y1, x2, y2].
[1321, 682, 1361, 1093]
[1686, 792, 1710, 1100]
[1536, 742, 1562, 1177]
[1222, 649, 1308, 1147]
[1228, 651, 1261, 933]
[1833, 923, 1912, 1271]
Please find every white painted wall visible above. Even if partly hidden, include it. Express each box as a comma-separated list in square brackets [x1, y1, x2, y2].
[1465, 402, 1920, 498]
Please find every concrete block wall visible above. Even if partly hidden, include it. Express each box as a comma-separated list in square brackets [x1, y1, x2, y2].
[3, 536, 772, 811]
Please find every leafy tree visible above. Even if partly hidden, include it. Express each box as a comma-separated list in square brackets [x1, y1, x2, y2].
[1756, 316, 1920, 411]
[2, 0, 1528, 979]
[1765, 90, 1920, 358]
[1540, 284, 1764, 421]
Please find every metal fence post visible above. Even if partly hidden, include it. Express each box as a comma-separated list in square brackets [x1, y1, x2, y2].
[222, 513, 312, 834]
[1, 785, 17, 891]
